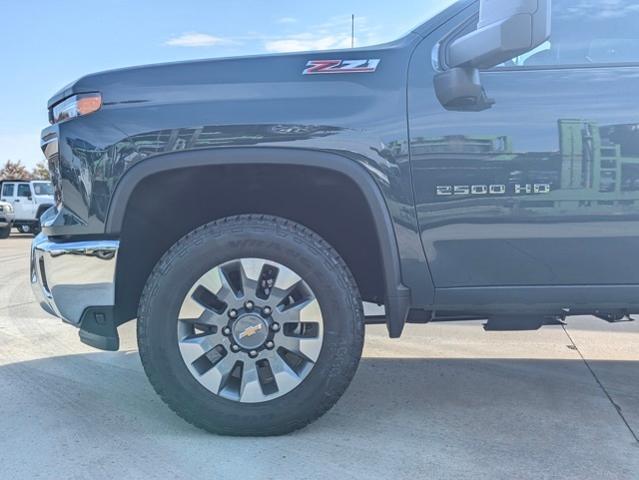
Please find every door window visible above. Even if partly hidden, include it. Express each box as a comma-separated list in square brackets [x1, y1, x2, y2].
[33, 182, 53, 196]
[497, 0, 639, 68]
[1, 184, 14, 197]
[17, 184, 31, 197]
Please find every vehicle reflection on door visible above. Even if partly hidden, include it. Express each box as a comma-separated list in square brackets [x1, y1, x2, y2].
[410, 119, 639, 288]
[415, 120, 639, 222]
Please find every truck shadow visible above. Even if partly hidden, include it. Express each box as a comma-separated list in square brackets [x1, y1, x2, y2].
[2, 352, 637, 439]
[2, 352, 638, 478]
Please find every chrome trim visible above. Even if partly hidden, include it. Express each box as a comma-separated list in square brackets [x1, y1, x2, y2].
[41, 134, 61, 208]
[30, 233, 119, 325]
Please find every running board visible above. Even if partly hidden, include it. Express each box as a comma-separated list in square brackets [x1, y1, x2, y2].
[593, 311, 635, 323]
[365, 309, 636, 332]
[483, 315, 566, 332]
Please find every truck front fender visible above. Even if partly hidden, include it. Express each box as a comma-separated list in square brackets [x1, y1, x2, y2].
[105, 147, 411, 337]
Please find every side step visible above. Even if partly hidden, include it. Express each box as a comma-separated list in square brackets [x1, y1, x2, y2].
[483, 315, 566, 332]
[594, 311, 635, 323]
[365, 308, 636, 332]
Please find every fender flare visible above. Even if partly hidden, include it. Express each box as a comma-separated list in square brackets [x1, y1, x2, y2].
[105, 147, 411, 337]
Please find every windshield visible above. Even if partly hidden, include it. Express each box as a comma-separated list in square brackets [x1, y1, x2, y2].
[33, 182, 53, 196]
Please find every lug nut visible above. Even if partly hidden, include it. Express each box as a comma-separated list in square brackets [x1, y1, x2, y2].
[262, 306, 272, 316]
[222, 326, 231, 336]
[230, 344, 240, 353]
[229, 309, 238, 318]
[245, 300, 254, 310]
[249, 350, 258, 358]
[271, 322, 280, 332]
[265, 341, 274, 350]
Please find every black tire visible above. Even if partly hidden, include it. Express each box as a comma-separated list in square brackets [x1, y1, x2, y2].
[17, 224, 30, 234]
[137, 215, 364, 436]
[0, 225, 10, 239]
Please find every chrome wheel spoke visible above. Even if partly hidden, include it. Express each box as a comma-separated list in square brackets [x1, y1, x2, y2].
[276, 331, 301, 352]
[178, 334, 220, 365]
[219, 261, 247, 300]
[180, 309, 220, 328]
[273, 264, 302, 291]
[191, 285, 227, 314]
[200, 354, 240, 398]
[239, 361, 264, 402]
[279, 325, 323, 362]
[272, 280, 315, 316]
[269, 353, 308, 390]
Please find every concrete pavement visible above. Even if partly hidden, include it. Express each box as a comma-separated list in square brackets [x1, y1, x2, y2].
[1, 235, 638, 479]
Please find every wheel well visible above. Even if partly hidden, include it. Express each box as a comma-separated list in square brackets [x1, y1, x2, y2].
[36, 204, 53, 219]
[114, 164, 387, 324]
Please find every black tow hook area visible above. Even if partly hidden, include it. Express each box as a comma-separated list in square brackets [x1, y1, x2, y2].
[483, 315, 566, 332]
[79, 307, 120, 351]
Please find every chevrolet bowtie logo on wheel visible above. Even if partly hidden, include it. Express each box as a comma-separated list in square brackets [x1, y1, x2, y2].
[239, 323, 263, 339]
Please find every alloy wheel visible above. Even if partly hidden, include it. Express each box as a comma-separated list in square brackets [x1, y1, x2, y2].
[177, 258, 324, 403]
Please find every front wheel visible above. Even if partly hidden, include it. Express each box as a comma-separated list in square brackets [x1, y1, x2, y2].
[137, 215, 364, 435]
[0, 225, 10, 239]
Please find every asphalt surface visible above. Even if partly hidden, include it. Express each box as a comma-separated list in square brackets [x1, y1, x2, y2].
[1, 234, 638, 479]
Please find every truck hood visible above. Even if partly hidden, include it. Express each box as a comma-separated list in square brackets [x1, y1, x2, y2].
[47, 40, 409, 109]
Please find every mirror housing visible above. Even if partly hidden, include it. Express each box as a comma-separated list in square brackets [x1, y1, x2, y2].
[449, 0, 551, 69]
[435, 0, 551, 112]
[434, 67, 494, 112]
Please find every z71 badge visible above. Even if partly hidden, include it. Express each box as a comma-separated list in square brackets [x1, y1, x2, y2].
[303, 59, 380, 75]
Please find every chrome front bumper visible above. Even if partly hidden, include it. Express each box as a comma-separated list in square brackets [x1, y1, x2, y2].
[30, 233, 120, 325]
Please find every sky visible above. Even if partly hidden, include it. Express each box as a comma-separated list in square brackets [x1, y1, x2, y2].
[0, 0, 456, 168]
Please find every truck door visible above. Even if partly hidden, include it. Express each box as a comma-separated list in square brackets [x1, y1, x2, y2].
[408, 1, 639, 290]
[14, 183, 35, 221]
[1, 183, 15, 205]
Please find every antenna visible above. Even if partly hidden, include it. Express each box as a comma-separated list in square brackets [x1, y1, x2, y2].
[351, 14, 355, 48]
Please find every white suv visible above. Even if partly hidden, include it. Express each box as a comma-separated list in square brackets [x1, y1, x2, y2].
[0, 180, 54, 234]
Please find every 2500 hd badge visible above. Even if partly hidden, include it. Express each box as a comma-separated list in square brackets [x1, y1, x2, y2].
[436, 184, 552, 197]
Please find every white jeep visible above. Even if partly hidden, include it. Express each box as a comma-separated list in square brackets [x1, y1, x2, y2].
[0, 180, 54, 235]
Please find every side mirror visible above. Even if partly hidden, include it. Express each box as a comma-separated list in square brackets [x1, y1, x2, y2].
[435, 0, 551, 112]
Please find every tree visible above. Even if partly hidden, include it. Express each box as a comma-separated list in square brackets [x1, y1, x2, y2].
[0, 160, 32, 181]
[31, 161, 51, 180]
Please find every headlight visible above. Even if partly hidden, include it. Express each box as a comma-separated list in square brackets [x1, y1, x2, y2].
[50, 93, 102, 124]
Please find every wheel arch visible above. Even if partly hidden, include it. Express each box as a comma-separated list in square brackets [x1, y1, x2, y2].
[106, 147, 411, 337]
[36, 204, 53, 219]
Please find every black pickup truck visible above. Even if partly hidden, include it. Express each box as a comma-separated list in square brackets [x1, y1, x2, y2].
[32, 0, 639, 435]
